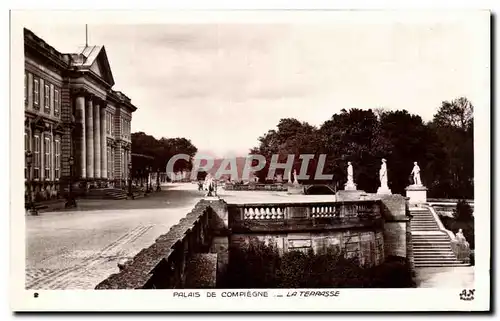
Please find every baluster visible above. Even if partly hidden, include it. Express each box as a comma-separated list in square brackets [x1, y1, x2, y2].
[249, 208, 255, 220]
[259, 207, 266, 220]
[311, 207, 316, 218]
[265, 208, 271, 219]
[277, 208, 284, 219]
[271, 208, 277, 219]
[244, 208, 249, 219]
[321, 206, 326, 217]
[252, 208, 258, 219]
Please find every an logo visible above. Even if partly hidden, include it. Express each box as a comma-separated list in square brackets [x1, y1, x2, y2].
[459, 289, 475, 301]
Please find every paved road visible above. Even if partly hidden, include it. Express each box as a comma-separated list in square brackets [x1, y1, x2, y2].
[25, 183, 203, 290]
[415, 266, 475, 288]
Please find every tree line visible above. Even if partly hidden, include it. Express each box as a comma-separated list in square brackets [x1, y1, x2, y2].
[250, 97, 474, 199]
[131, 132, 198, 176]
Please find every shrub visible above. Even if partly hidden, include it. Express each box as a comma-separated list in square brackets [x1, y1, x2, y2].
[454, 199, 474, 222]
[368, 256, 416, 288]
[223, 240, 415, 288]
[222, 238, 281, 288]
[440, 201, 475, 250]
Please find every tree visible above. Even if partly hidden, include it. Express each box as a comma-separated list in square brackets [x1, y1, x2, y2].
[131, 132, 198, 175]
[378, 110, 445, 194]
[433, 97, 473, 130]
[318, 109, 388, 191]
[429, 97, 474, 198]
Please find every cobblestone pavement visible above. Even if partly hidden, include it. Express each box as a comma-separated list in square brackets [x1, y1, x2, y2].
[415, 266, 475, 288]
[25, 183, 203, 290]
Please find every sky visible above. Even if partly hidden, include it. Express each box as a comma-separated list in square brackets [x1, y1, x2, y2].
[23, 14, 489, 158]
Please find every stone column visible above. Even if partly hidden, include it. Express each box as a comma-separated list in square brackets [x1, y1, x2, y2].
[93, 99, 101, 178]
[75, 95, 86, 178]
[100, 105, 107, 179]
[85, 96, 94, 178]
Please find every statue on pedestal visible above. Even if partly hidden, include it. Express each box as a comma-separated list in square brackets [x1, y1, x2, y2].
[379, 159, 388, 187]
[344, 162, 357, 190]
[377, 158, 391, 194]
[411, 162, 422, 186]
[293, 169, 299, 185]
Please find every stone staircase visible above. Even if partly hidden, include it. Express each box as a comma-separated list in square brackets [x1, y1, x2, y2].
[410, 207, 469, 268]
[82, 188, 144, 200]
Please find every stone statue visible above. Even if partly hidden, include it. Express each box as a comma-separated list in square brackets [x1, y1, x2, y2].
[379, 158, 388, 188]
[344, 161, 357, 190]
[411, 162, 422, 186]
[456, 229, 467, 243]
[293, 170, 299, 185]
[377, 158, 391, 194]
[347, 162, 354, 185]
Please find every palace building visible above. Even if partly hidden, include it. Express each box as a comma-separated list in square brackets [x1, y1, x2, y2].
[24, 28, 137, 202]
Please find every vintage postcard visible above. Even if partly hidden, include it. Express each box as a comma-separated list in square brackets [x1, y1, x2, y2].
[10, 10, 490, 312]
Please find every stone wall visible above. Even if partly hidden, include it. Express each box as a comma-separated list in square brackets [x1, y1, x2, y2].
[230, 230, 384, 267]
[95, 199, 229, 289]
[378, 195, 413, 270]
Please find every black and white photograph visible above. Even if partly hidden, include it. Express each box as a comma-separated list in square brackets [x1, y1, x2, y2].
[9, 9, 490, 312]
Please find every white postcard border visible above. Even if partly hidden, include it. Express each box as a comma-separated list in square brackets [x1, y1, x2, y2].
[9, 9, 491, 312]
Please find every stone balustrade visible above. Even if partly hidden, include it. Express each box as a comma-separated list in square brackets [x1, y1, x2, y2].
[233, 200, 381, 221]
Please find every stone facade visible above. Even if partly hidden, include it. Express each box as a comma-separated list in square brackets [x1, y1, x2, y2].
[24, 28, 136, 202]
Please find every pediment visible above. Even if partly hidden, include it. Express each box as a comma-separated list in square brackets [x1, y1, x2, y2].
[89, 47, 115, 87]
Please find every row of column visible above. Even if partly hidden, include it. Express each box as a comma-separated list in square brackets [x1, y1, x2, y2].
[75, 94, 108, 179]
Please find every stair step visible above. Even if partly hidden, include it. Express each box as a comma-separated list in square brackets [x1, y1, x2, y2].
[415, 263, 469, 267]
[413, 258, 462, 264]
[412, 237, 447, 239]
[413, 243, 451, 245]
[414, 249, 453, 252]
[413, 246, 453, 250]
[413, 253, 456, 257]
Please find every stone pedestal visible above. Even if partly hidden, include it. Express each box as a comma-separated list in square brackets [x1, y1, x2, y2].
[287, 184, 304, 195]
[405, 185, 427, 204]
[344, 182, 357, 191]
[336, 190, 367, 201]
[377, 186, 392, 195]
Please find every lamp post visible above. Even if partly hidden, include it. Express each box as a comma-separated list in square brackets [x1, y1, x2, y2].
[25, 151, 38, 215]
[156, 168, 161, 192]
[148, 166, 153, 192]
[127, 161, 133, 199]
[144, 167, 150, 193]
[65, 156, 77, 208]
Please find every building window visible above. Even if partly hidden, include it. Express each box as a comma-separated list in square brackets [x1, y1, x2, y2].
[54, 89, 60, 117]
[55, 139, 60, 180]
[33, 78, 39, 107]
[44, 135, 51, 180]
[109, 148, 114, 179]
[107, 146, 112, 178]
[24, 130, 30, 179]
[121, 150, 125, 178]
[34, 134, 40, 179]
[44, 84, 50, 114]
[24, 72, 27, 105]
[106, 113, 111, 135]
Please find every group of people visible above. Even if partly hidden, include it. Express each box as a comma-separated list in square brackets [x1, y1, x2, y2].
[198, 174, 218, 196]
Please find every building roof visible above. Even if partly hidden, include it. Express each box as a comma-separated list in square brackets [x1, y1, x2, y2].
[70, 45, 115, 87]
